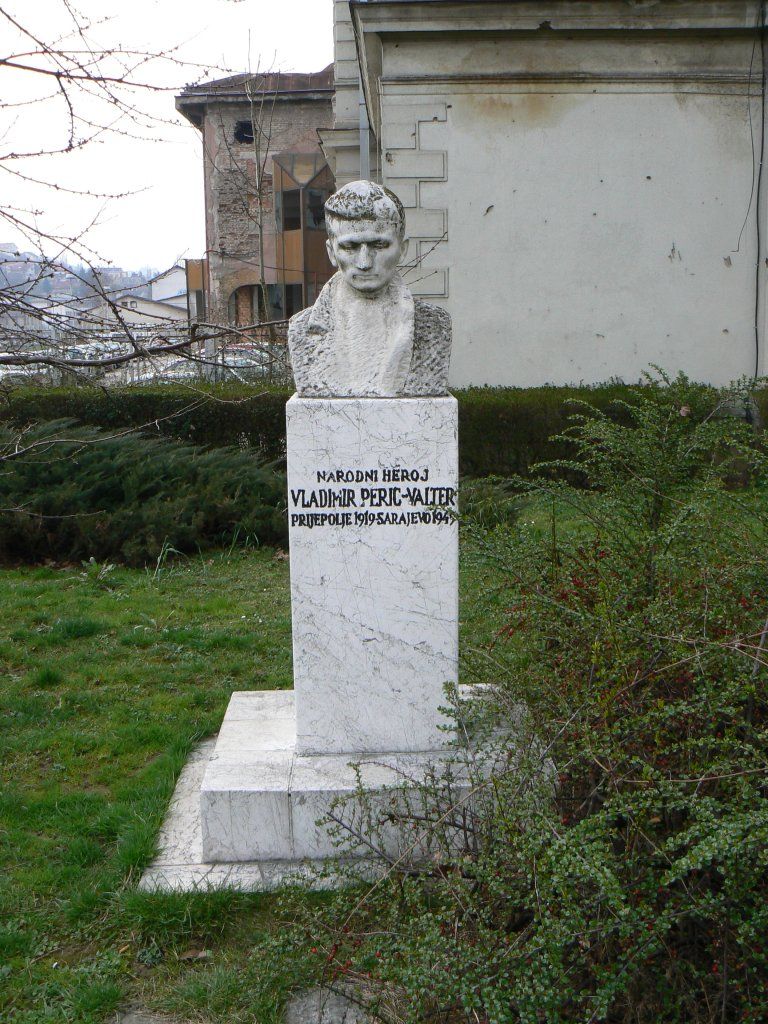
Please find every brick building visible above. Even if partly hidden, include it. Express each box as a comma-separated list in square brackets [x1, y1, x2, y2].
[176, 67, 335, 329]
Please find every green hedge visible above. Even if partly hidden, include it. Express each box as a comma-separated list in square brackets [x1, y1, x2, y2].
[0, 420, 286, 566]
[2, 381, 765, 478]
[456, 383, 631, 477]
[0, 383, 291, 462]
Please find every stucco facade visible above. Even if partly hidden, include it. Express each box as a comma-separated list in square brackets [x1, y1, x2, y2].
[333, 1, 768, 387]
[318, 1, 370, 186]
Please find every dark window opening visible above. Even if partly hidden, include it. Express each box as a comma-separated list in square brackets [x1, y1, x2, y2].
[305, 189, 328, 230]
[265, 283, 303, 320]
[284, 284, 303, 318]
[281, 189, 301, 231]
[266, 284, 284, 319]
[234, 120, 254, 144]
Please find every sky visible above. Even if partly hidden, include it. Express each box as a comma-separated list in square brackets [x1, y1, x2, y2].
[1, 0, 334, 272]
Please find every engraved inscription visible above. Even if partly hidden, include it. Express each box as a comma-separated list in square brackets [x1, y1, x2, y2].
[288, 465, 457, 530]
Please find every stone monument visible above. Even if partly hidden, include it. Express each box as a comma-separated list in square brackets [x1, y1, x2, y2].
[198, 181, 459, 867]
[288, 180, 451, 398]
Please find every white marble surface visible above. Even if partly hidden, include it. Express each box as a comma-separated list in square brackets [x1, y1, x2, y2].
[139, 733, 385, 893]
[287, 396, 459, 755]
[198, 690, 469, 863]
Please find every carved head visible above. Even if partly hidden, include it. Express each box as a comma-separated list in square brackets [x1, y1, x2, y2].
[324, 180, 409, 296]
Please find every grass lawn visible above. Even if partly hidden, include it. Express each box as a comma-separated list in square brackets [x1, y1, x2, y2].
[0, 538, 506, 1024]
[5, 484, 765, 1022]
[1, 548, 298, 1023]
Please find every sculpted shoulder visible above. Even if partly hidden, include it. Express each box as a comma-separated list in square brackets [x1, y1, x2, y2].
[414, 299, 451, 331]
[404, 299, 451, 397]
[289, 306, 314, 339]
[413, 300, 451, 354]
[288, 304, 330, 397]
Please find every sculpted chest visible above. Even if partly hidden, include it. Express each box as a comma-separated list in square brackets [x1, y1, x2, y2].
[289, 277, 452, 399]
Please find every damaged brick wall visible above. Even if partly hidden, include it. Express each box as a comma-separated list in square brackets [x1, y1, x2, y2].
[204, 97, 333, 326]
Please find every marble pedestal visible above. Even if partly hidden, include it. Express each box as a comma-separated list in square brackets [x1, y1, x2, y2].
[196, 396, 460, 869]
[140, 687, 483, 890]
[200, 690, 467, 863]
[288, 396, 459, 755]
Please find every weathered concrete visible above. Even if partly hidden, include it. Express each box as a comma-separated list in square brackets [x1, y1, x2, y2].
[285, 987, 369, 1024]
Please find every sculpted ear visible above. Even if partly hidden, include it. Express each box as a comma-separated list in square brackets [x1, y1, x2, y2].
[326, 239, 338, 268]
[399, 238, 410, 264]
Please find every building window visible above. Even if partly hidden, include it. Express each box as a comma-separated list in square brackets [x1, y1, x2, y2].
[278, 189, 301, 231]
[265, 283, 304, 320]
[276, 185, 330, 232]
[305, 189, 328, 230]
[234, 120, 254, 144]
[266, 284, 284, 319]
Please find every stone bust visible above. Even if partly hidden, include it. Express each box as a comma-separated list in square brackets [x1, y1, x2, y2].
[288, 180, 451, 398]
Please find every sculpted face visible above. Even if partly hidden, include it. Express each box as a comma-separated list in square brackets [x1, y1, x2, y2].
[326, 218, 409, 296]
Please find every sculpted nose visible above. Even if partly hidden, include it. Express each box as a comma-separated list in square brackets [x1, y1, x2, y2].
[356, 244, 373, 269]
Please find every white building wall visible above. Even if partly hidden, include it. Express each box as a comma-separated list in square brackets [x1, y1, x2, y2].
[320, 2, 379, 186]
[150, 266, 187, 307]
[333, 0, 359, 129]
[112, 297, 188, 325]
[354, 2, 766, 387]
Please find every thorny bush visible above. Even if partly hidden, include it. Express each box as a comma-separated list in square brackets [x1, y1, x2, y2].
[268, 372, 768, 1024]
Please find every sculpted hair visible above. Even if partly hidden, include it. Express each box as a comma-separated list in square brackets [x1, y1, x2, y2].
[325, 180, 406, 240]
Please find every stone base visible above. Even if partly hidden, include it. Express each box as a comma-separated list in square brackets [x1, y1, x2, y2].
[139, 689, 473, 892]
[139, 737, 386, 894]
[200, 690, 463, 863]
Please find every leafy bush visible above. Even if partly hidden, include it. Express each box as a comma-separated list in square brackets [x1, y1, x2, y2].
[0, 383, 291, 461]
[0, 421, 286, 565]
[273, 374, 768, 1023]
[458, 475, 523, 530]
[4, 379, 762, 478]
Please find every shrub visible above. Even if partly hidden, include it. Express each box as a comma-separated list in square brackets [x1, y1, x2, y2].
[4, 379, 762, 479]
[0, 383, 291, 461]
[273, 373, 768, 1023]
[0, 420, 287, 565]
[456, 381, 636, 478]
